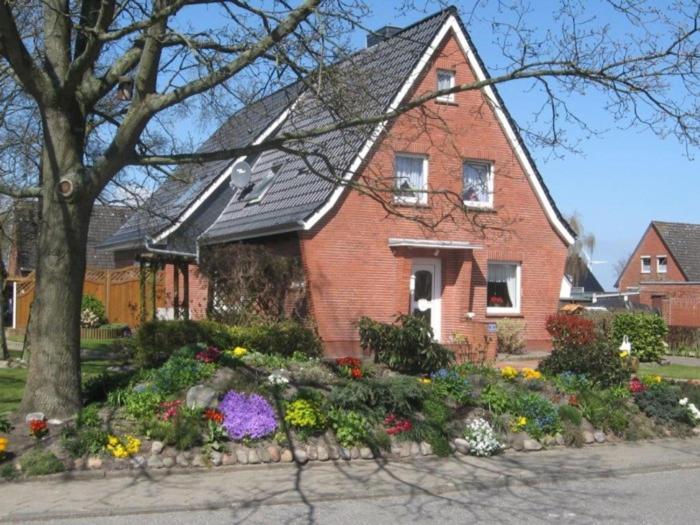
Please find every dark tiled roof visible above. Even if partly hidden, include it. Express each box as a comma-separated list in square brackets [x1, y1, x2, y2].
[652, 221, 700, 280]
[10, 202, 130, 271]
[201, 8, 453, 243]
[101, 83, 303, 250]
[571, 265, 605, 293]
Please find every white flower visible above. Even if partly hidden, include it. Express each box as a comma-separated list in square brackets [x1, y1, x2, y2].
[464, 418, 503, 457]
[679, 397, 688, 406]
[267, 373, 289, 386]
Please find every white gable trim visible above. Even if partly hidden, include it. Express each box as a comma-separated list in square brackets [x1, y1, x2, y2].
[153, 103, 296, 244]
[302, 15, 574, 246]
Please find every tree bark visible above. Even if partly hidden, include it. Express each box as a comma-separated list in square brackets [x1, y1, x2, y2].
[19, 107, 92, 418]
[0, 258, 9, 361]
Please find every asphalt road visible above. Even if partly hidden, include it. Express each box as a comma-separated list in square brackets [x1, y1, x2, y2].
[25, 465, 700, 524]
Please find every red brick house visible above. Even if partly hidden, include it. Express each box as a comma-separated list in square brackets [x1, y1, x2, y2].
[103, 8, 575, 354]
[617, 221, 700, 326]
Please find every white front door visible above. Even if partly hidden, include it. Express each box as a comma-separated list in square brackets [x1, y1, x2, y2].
[411, 259, 442, 341]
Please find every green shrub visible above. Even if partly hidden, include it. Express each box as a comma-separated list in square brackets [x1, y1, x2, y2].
[20, 449, 65, 476]
[228, 321, 321, 358]
[109, 388, 163, 421]
[328, 409, 371, 447]
[430, 369, 472, 405]
[612, 312, 668, 362]
[0, 412, 13, 433]
[496, 319, 526, 354]
[512, 393, 560, 438]
[151, 355, 216, 395]
[358, 315, 454, 374]
[539, 339, 629, 387]
[61, 426, 108, 458]
[479, 384, 510, 414]
[83, 370, 135, 404]
[81, 294, 107, 327]
[634, 383, 692, 425]
[1, 463, 18, 481]
[328, 376, 426, 417]
[558, 404, 583, 426]
[284, 398, 327, 438]
[142, 407, 204, 450]
[577, 389, 631, 434]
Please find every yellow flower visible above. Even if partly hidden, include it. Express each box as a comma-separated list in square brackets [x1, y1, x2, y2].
[106, 434, 141, 458]
[228, 346, 248, 358]
[419, 377, 432, 385]
[510, 416, 528, 432]
[0, 437, 8, 454]
[619, 351, 629, 359]
[522, 368, 542, 381]
[653, 375, 662, 384]
[501, 366, 518, 380]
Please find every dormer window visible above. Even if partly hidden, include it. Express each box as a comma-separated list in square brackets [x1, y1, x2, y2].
[640, 256, 651, 274]
[436, 70, 455, 103]
[244, 165, 280, 204]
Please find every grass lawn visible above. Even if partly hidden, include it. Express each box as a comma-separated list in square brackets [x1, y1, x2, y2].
[0, 355, 125, 414]
[7, 335, 122, 352]
[639, 363, 700, 381]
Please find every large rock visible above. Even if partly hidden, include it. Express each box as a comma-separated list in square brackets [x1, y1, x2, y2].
[508, 432, 529, 451]
[162, 457, 175, 468]
[147, 455, 164, 469]
[247, 449, 261, 464]
[307, 446, 318, 461]
[317, 446, 330, 461]
[280, 449, 294, 462]
[582, 431, 595, 444]
[453, 438, 470, 455]
[236, 448, 249, 465]
[294, 449, 309, 464]
[208, 368, 238, 392]
[359, 447, 374, 459]
[176, 453, 189, 467]
[87, 456, 103, 469]
[186, 385, 218, 409]
[150, 441, 164, 455]
[267, 446, 281, 462]
[523, 439, 542, 452]
[210, 451, 223, 466]
[420, 442, 433, 456]
[593, 431, 607, 443]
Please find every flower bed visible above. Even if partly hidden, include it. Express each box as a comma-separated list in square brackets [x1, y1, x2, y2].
[1, 330, 699, 479]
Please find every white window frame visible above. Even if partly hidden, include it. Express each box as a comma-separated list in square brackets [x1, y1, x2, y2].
[486, 261, 521, 315]
[640, 256, 651, 274]
[436, 69, 455, 103]
[657, 255, 667, 274]
[394, 153, 428, 205]
[463, 160, 494, 208]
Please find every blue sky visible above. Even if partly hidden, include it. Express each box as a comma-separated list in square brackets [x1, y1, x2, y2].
[185, 2, 698, 289]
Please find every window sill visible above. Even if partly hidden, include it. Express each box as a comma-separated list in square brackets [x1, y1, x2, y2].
[435, 99, 458, 106]
[486, 310, 522, 318]
[393, 200, 430, 209]
[463, 203, 496, 213]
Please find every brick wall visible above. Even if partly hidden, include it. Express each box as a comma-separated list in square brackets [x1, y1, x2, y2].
[618, 224, 700, 327]
[300, 33, 569, 356]
[163, 263, 209, 320]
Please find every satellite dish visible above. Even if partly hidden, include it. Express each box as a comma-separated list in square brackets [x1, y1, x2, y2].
[229, 161, 252, 189]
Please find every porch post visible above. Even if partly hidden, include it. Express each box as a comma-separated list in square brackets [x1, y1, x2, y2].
[151, 262, 157, 321]
[173, 263, 180, 320]
[139, 259, 146, 325]
[182, 262, 190, 321]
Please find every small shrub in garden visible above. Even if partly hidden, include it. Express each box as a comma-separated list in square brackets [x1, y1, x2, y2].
[558, 404, 583, 426]
[539, 339, 629, 387]
[512, 393, 560, 438]
[227, 321, 321, 358]
[19, 449, 65, 476]
[135, 320, 231, 367]
[430, 368, 472, 405]
[463, 418, 503, 456]
[284, 399, 327, 438]
[358, 315, 454, 374]
[634, 383, 693, 425]
[577, 389, 631, 434]
[496, 319, 526, 354]
[328, 409, 371, 447]
[220, 391, 277, 441]
[479, 384, 510, 414]
[562, 422, 585, 448]
[551, 372, 592, 394]
[151, 355, 216, 394]
[611, 312, 668, 363]
[110, 389, 164, 421]
[81, 294, 106, 328]
[61, 407, 108, 458]
[546, 314, 595, 349]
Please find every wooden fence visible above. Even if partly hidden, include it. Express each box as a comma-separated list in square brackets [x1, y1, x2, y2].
[13, 266, 166, 330]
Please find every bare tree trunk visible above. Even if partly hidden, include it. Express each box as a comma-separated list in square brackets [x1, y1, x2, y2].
[19, 108, 92, 418]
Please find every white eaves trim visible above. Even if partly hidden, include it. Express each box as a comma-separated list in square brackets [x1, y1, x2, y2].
[302, 15, 575, 246]
[153, 102, 296, 244]
[388, 238, 482, 250]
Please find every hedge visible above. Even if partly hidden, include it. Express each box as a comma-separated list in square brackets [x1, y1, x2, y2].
[611, 312, 668, 363]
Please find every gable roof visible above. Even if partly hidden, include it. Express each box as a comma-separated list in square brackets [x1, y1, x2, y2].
[652, 221, 700, 280]
[105, 7, 575, 251]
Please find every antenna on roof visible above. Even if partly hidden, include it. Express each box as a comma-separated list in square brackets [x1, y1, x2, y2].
[229, 161, 252, 189]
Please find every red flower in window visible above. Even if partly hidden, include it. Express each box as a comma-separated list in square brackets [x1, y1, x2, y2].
[488, 296, 505, 307]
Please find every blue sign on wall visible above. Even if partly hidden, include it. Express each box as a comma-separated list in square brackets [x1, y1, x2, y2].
[487, 322, 497, 333]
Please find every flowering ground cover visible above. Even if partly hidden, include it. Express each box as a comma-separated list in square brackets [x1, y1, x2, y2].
[1, 319, 699, 480]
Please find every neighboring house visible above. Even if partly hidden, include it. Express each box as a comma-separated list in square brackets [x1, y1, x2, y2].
[5, 201, 133, 277]
[103, 7, 575, 354]
[617, 221, 700, 326]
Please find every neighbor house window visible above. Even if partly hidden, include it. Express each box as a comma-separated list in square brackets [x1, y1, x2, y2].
[487, 262, 521, 314]
[463, 161, 493, 206]
[436, 70, 455, 102]
[394, 153, 428, 205]
[640, 256, 651, 274]
[657, 256, 667, 274]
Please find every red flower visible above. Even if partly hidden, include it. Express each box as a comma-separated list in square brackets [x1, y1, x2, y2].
[629, 377, 646, 394]
[203, 408, 224, 424]
[159, 400, 183, 421]
[336, 357, 362, 368]
[488, 296, 505, 307]
[383, 413, 412, 435]
[568, 394, 579, 406]
[28, 419, 48, 438]
[195, 346, 221, 363]
[350, 367, 363, 379]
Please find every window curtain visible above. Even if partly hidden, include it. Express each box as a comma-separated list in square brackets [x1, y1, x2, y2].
[489, 263, 516, 305]
[463, 163, 489, 202]
[437, 71, 453, 91]
[395, 155, 423, 191]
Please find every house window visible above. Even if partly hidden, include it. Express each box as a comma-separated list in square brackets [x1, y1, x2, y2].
[657, 256, 667, 274]
[436, 70, 455, 102]
[640, 256, 651, 274]
[487, 262, 521, 314]
[394, 154, 428, 205]
[244, 165, 280, 204]
[463, 161, 493, 206]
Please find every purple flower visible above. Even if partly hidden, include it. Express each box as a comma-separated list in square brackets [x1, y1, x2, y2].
[219, 391, 277, 440]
